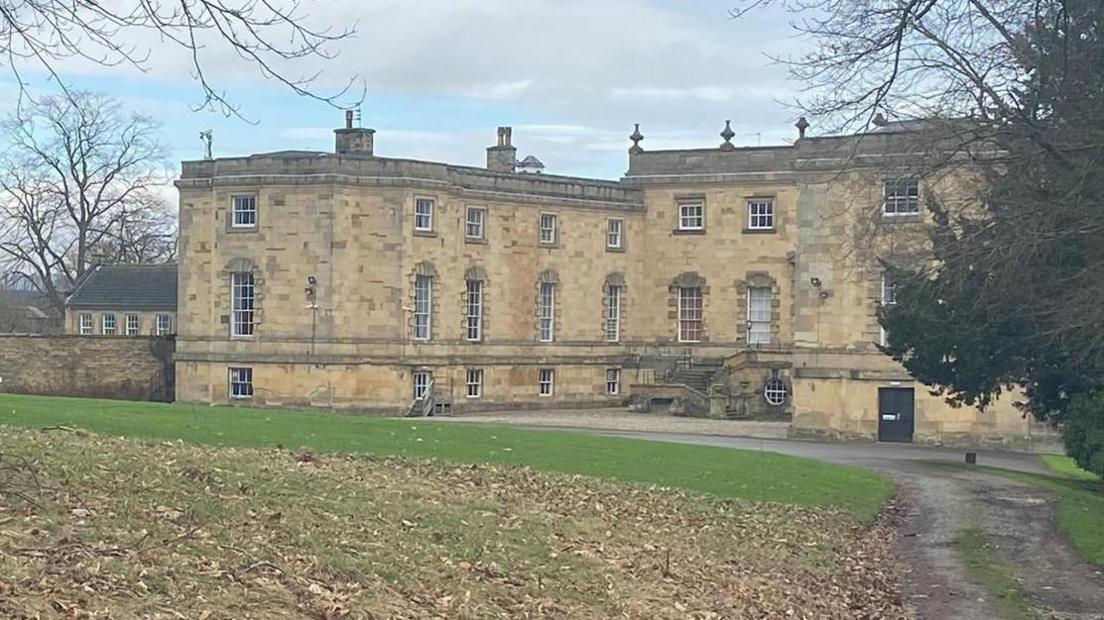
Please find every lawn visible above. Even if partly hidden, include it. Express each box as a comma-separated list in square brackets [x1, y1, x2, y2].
[0, 427, 909, 617]
[0, 393, 893, 522]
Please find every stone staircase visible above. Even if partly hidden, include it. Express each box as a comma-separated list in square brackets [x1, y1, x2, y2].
[667, 366, 721, 393]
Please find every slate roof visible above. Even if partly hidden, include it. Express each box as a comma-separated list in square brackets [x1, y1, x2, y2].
[66, 264, 178, 311]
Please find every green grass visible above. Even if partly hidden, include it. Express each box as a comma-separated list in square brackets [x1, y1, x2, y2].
[1040, 454, 1100, 481]
[979, 465, 1104, 566]
[955, 527, 1033, 620]
[0, 393, 893, 522]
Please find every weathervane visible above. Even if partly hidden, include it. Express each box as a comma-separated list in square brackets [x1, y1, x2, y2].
[200, 130, 213, 160]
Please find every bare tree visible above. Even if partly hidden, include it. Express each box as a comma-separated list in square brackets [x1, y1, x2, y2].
[0, 92, 175, 318]
[0, 1, 360, 116]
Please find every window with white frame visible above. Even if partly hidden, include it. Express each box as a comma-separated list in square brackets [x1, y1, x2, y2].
[607, 218, 623, 249]
[747, 286, 773, 345]
[414, 197, 435, 231]
[413, 370, 431, 400]
[465, 206, 485, 240]
[156, 314, 172, 336]
[231, 195, 257, 228]
[102, 313, 116, 335]
[539, 212, 557, 245]
[538, 281, 555, 342]
[747, 199, 775, 230]
[883, 180, 920, 215]
[465, 279, 483, 342]
[538, 368, 554, 396]
[881, 274, 898, 306]
[229, 367, 253, 399]
[605, 284, 621, 342]
[466, 368, 483, 398]
[678, 201, 704, 231]
[413, 274, 432, 340]
[79, 313, 93, 335]
[231, 272, 255, 337]
[764, 377, 787, 406]
[606, 368, 620, 396]
[678, 287, 703, 342]
[125, 314, 140, 336]
[880, 274, 898, 347]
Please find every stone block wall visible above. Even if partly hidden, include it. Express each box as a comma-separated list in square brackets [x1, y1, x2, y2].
[0, 335, 174, 401]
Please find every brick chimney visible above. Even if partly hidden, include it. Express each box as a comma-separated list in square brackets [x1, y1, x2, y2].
[486, 126, 516, 173]
[335, 110, 376, 156]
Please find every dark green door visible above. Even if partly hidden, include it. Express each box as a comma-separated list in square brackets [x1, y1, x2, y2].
[877, 387, 915, 443]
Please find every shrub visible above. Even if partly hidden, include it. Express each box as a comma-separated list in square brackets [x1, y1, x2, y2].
[1063, 392, 1104, 478]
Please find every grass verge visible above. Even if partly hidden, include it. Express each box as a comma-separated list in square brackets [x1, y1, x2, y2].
[1040, 454, 1100, 481]
[0, 393, 893, 522]
[0, 427, 909, 618]
[979, 465, 1104, 566]
[955, 527, 1033, 620]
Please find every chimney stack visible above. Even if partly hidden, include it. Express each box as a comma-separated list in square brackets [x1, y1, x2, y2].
[486, 126, 517, 173]
[335, 111, 376, 156]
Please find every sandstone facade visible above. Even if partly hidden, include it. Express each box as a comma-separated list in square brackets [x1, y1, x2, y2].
[173, 121, 1051, 448]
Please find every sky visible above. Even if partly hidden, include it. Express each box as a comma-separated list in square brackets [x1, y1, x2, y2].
[0, 0, 810, 181]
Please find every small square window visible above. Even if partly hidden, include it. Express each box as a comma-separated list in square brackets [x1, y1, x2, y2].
[539, 213, 557, 245]
[883, 180, 920, 215]
[125, 314, 140, 336]
[747, 200, 775, 230]
[415, 198, 435, 231]
[231, 195, 257, 228]
[607, 218, 623, 249]
[606, 368, 620, 396]
[229, 367, 253, 399]
[466, 206, 486, 240]
[413, 370, 431, 400]
[678, 201, 704, 231]
[466, 368, 483, 398]
[156, 314, 172, 336]
[78, 313, 93, 335]
[101, 313, 116, 335]
[538, 368, 554, 396]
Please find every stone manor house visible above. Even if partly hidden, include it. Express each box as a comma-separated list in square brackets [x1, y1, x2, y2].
[173, 114, 1046, 447]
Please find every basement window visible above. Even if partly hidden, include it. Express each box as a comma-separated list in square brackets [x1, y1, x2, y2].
[466, 368, 483, 398]
[538, 368, 554, 396]
[606, 368, 621, 396]
[413, 370, 431, 400]
[764, 378, 787, 406]
[229, 367, 253, 399]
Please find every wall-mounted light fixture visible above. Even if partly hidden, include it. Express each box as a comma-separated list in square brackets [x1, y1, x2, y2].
[810, 276, 822, 288]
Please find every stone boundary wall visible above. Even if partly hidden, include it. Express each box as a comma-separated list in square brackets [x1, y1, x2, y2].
[0, 335, 174, 402]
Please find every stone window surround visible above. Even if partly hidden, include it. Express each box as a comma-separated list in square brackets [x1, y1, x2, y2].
[603, 273, 626, 343]
[734, 271, 782, 346]
[668, 272, 708, 343]
[744, 194, 777, 233]
[674, 194, 706, 234]
[414, 195, 437, 236]
[538, 211, 559, 246]
[220, 257, 265, 339]
[462, 266, 488, 343]
[535, 269, 559, 343]
[882, 178, 921, 217]
[606, 217, 625, 252]
[410, 262, 438, 341]
[228, 193, 259, 232]
[465, 205, 487, 243]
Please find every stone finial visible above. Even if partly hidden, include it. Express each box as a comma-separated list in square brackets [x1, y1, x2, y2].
[629, 123, 644, 154]
[719, 120, 736, 151]
[795, 116, 810, 139]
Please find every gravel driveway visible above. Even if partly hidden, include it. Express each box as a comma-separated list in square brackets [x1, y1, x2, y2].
[437, 414, 1104, 619]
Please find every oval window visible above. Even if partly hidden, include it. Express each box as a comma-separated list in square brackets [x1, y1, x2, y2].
[763, 378, 788, 406]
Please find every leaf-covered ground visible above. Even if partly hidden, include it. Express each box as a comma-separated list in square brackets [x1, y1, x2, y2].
[0, 427, 910, 618]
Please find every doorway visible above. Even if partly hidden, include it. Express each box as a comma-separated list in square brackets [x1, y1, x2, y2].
[877, 387, 915, 443]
